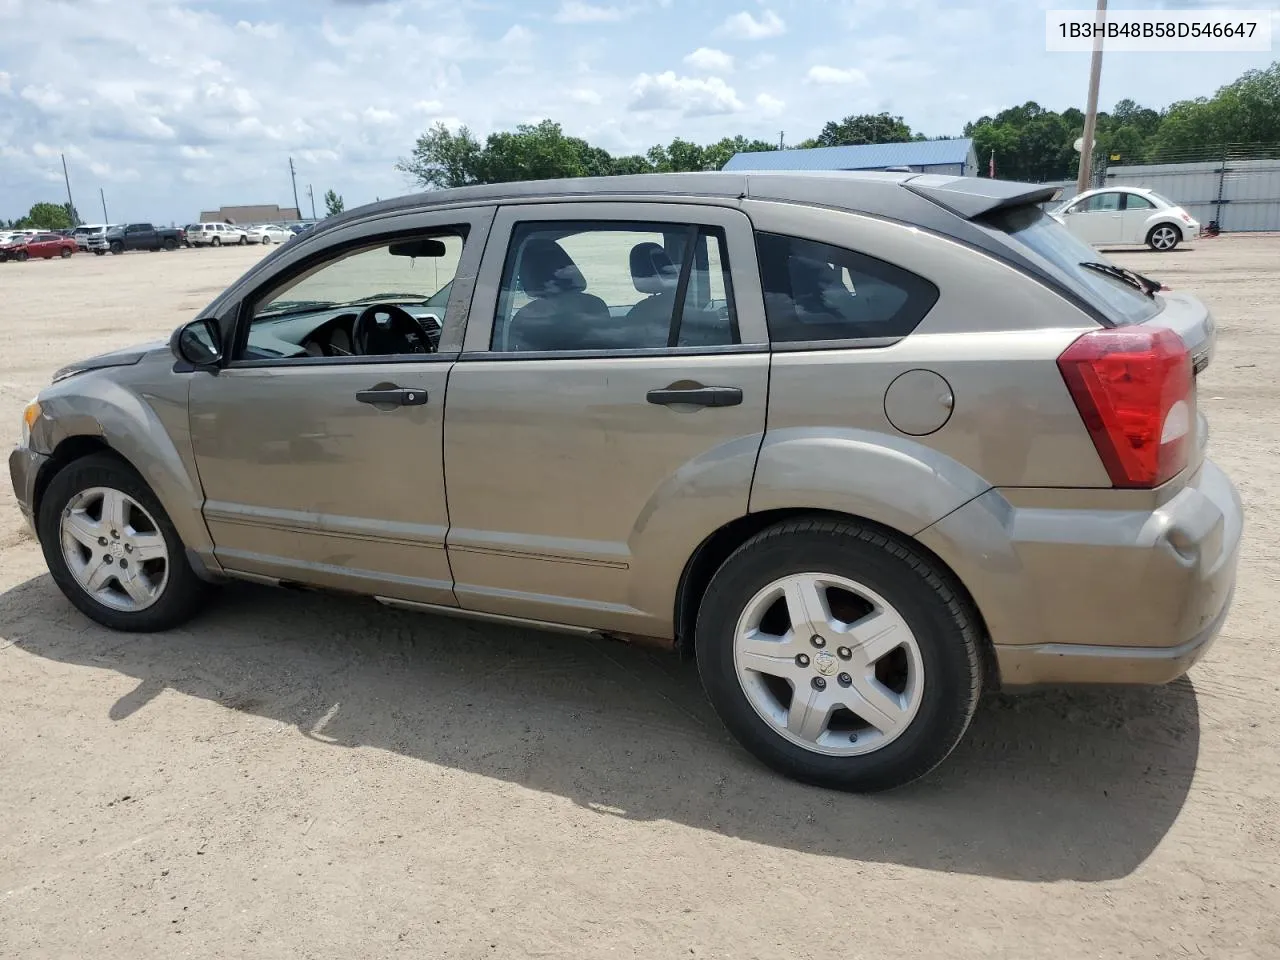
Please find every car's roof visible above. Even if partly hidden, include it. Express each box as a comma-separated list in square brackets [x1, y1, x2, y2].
[311, 170, 1059, 242]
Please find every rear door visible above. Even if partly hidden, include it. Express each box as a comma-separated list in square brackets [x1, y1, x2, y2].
[1119, 191, 1157, 243]
[442, 201, 770, 638]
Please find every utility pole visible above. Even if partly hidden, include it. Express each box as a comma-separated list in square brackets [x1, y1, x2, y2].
[306, 184, 316, 220]
[99, 187, 108, 223]
[1076, 0, 1107, 194]
[779, 131, 784, 149]
[61, 153, 79, 226]
[288, 157, 301, 220]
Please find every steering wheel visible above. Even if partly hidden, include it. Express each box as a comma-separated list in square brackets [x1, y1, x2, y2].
[351, 303, 435, 356]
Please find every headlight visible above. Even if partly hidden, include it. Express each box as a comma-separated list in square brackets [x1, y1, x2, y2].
[21, 398, 40, 447]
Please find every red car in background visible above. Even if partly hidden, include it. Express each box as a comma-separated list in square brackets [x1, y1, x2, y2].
[0, 232, 77, 262]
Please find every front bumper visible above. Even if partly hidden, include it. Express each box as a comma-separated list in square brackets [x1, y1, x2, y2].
[917, 458, 1243, 687]
[9, 444, 49, 536]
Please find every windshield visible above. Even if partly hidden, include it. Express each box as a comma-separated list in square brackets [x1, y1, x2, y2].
[985, 205, 1161, 325]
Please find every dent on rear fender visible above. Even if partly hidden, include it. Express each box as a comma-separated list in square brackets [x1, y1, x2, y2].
[748, 427, 992, 535]
[32, 371, 214, 555]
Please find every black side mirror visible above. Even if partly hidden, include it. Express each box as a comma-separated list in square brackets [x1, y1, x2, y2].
[171, 318, 223, 368]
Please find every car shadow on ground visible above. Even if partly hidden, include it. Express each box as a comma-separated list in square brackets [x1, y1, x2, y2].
[0, 574, 1201, 884]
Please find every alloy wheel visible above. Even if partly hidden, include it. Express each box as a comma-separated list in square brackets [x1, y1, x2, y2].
[732, 572, 924, 757]
[1151, 226, 1178, 250]
[59, 486, 170, 612]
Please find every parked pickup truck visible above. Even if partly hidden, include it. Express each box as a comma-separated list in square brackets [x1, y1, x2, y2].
[91, 222, 185, 255]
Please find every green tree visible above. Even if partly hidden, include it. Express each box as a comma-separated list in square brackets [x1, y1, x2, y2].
[1148, 61, 1280, 158]
[395, 122, 484, 188]
[323, 189, 345, 217]
[14, 201, 73, 230]
[815, 112, 915, 147]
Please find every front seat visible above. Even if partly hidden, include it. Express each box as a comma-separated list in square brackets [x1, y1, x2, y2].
[507, 238, 610, 351]
[624, 241, 680, 344]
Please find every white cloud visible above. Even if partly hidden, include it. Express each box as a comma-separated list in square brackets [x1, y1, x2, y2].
[179, 145, 211, 160]
[716, 9, 785, 40]
[412, 99, 445, 113]
[553, 2, 627, 23]
[570, 88, 604, 105]
[684, 47, 734, 73]
[235, 20, 281, 40]
[362, 107, 398, 124]
[755, 92, 785, 117]
[629, 71, 744, 116]
[500, 24, 534, 45]
[20, 85, 65, 111]
[806, 65, 869, 86]
[0, 71, 11, 96]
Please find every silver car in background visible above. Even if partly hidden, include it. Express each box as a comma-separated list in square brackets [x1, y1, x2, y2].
[10, 171, 1242, 792]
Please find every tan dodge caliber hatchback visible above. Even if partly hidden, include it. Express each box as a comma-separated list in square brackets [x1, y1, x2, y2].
[11, 172, 1243, 792]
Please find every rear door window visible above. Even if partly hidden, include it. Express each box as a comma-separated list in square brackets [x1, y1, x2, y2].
[754, 233, 939, 344]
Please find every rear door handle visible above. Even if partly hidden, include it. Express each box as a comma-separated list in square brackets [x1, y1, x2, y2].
[355, 386, 428, 407]
[646, 385, 743, 408]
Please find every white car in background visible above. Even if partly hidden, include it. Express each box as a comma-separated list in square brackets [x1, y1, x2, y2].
[244, 223, 293, 245]
[1051, 186, 1199, 251]
[187, 222, 249, 247]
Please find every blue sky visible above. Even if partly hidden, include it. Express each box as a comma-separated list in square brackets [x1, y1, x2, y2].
[1, 0, 1275, 223]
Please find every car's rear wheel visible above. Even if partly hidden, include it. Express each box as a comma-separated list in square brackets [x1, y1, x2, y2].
[261, 235, 271, 244]
[60, 247, 72, 258]
[15, 250, 28, 262]
[238, 234, 248, 245]
[695, 518, 982, 792]
[37, 453, 209, 632]
[211, 236, 221, 247]
[109, 241, 123, 255]
[163, 238, 177, 251]
[1147, 224, 1180, 251]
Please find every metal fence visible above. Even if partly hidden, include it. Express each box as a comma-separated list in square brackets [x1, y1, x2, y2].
[1034, 145, 1280, 232]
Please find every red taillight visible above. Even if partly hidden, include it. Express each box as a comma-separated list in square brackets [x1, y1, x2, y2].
[1057, 327, 1193, 488]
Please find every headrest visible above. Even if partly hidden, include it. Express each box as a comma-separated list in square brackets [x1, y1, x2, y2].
[630, 241, 679, 295]
[518, 238, 587, 296]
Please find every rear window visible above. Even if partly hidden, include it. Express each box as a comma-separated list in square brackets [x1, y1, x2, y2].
[755, 232, 939, 344]
[985, 205, 1161, 325]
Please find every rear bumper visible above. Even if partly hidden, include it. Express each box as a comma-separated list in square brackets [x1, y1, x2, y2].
[917, 457, 1242, 687]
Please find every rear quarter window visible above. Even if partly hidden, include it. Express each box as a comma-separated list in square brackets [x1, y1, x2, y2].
[755, 232, 939, 344]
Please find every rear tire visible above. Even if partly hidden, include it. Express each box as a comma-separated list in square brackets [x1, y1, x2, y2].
[695, 518, 983, 792]
[109, 241, 123, 255]
[37, 453, 209, 632]
[212, 236, 221, 247]
[238, 234, 247, 245]
[261, 235, 271, 244]
[16, 250, 28, 262]
[1147, 224, 1181, 251]
[163, 238, 177, 251]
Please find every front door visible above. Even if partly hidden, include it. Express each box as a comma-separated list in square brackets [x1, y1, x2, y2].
[188, 208, 492, 605]
[443, 201, 771, 638]
[1066, 191, 1124, 244]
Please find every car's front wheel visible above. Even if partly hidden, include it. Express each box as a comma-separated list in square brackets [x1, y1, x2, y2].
[60, 247, 73, 258]
[109, 241, 123, 255]
[1147, 224, 1181, 251]
[261, 235, 271, 244]
[238, 234, 248, 245]
[15, 250, 28, 262]
[37, 453, 209, 632]
[695, 518, 983, 792]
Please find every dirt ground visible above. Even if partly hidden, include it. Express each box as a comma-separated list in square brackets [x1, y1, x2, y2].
[1, 237, 1277, 959]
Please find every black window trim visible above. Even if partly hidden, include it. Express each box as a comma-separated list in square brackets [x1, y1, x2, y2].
[753, 230, 940, 350]
[223, 223, 471, 369]
[484, 217, 750, 357]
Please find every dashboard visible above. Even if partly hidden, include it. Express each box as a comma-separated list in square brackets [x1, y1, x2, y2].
[242, 303, 444, 360]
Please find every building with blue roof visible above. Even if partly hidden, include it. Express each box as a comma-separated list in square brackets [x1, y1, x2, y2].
[722, 138, 979, 177]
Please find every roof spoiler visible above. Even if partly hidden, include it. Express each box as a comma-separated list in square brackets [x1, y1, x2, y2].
[902, 174, 1062, 220]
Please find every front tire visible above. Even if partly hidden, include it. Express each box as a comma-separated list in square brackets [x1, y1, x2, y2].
[238, 234, 247, 245]
[60, 247, 73, 258]
[163, 238, 177, 251]
[15, 250, 28, 262]
[109, 241, 123, 255]
[695, 518, 983, 792]
[37, 453, 209, 632]
[211, 236, 221, 247]
[94, 249, 105, 256]
[1147, 224, 1181, 251]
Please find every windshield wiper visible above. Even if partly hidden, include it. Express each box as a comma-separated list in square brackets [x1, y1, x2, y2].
[1079, 261, 1161, 298]
[343, 292, 430, 305]
[258, 299, 338, 316]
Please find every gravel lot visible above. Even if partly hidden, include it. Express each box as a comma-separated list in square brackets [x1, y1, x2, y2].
[1, 237, 1277, 959]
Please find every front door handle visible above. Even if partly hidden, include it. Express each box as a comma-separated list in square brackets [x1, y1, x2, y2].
[646, 385, 743, 408]
[355, 386, 428, 407]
